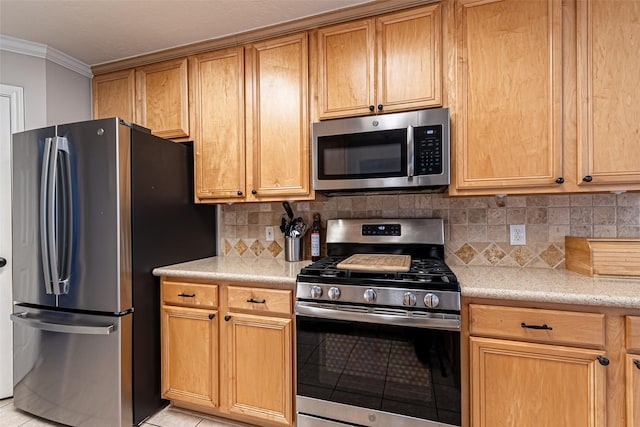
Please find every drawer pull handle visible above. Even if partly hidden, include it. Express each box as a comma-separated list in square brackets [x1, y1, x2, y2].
[634, 360, 640, 370]
[246, 298, 266, 304]
[224, 315, 231, 322]
[178, 293, 196, 298]
[597, 356, 610, 366]
[520, 322, 553, 330]
[208, 313, 215, 320]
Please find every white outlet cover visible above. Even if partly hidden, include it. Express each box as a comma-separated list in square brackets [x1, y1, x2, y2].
[265, 226, 275, 241]
[510, 224, 526, 245]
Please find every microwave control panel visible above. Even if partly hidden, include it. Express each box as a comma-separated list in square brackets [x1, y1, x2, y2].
[414, 125, 442, 175]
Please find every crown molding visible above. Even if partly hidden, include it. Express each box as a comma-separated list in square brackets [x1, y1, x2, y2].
[0, 35, 92, 78]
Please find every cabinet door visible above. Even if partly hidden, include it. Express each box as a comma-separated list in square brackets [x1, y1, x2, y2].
[161, 305, 219, 409]
[377, 4, 442, 113]
[454, 0, 563, 193]
[135, 58, 189, 139]
[225, 312, 292, 426]
[245, 32, 311, 201]
[317, 19, 375, 119]
[470, 337, 606, 427]
[92, 69, 135, 122]
[577, 0, 640, 187]
[190, 48, 246, 202]
[628, 354, 640, 427]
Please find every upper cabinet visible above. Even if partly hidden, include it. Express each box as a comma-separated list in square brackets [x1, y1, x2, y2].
[92, 69, 135, 123]
[576, 0, 640, 188]
[191, 32, 312, 203]
[452, 0, 563, 193]
[317, 4, 442, 119]
[93, 58, 190, 140]
[135, 58, 190, 139]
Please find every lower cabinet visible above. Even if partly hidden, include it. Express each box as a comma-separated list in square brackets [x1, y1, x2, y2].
[627, 316, 640, 427]
[160, 278, 294, 427]
[468, 303, 609, 427]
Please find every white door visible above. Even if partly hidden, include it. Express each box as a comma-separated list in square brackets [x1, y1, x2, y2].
[0, 84, 25, 398]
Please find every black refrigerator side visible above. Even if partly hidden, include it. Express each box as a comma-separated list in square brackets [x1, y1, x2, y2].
[129, 125, 216, 425]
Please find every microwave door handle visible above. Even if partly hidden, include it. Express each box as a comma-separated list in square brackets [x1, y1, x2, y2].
[40, 137, 54, 294]
[55, 137, 72, 295]
[407, 125, 415, 177]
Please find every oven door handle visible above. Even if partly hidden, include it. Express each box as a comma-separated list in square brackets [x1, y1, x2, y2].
[294, 301, 460, 331]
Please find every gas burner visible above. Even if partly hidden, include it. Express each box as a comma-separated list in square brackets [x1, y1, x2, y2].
[320, 269, 344, 278]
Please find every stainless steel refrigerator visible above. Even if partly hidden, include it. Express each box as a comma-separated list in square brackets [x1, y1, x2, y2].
[10, 118, 217, 426]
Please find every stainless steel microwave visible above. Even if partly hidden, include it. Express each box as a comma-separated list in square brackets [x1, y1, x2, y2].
[312, 108, 450, 192]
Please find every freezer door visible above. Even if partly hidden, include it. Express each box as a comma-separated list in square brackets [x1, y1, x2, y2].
[11, 305, 132, 426]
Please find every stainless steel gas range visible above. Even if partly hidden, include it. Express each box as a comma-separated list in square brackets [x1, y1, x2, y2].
[295, 218, 461, 427]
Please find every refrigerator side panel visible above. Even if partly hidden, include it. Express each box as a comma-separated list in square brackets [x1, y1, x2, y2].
[12, 306, 132, 427]
[11, 127, 57, 307]
[56, 118, 128, 313]
[130, 131, 215, 424]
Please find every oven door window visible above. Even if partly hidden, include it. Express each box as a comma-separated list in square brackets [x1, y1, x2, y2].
[296, 315, 461, 425]
[317, 129, 407, 180]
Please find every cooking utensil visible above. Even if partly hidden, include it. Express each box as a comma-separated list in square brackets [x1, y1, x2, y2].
[283, 201, 294, 220]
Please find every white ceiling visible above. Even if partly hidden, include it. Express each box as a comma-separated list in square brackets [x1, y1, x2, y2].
[0, 0, 373, 67]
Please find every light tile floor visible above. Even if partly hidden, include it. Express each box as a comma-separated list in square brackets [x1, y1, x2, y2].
[0, 398, 254, 427]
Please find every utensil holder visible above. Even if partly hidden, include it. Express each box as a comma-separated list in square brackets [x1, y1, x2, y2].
[285, 236, 303, 262]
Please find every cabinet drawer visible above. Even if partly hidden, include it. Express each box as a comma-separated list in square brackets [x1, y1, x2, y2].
[627, 316, 640, 352]
[469, 304, 605, 348]
[227, 286, 292, 315]
[162, 280, 218, 308]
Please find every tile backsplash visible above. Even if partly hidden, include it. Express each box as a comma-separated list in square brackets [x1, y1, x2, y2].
[219, 192, 640, 269]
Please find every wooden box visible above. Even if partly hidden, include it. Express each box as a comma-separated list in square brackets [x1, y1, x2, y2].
[565, 236, 640, 276]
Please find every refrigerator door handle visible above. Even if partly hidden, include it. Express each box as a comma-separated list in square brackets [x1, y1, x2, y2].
[40, 137, 73, 296]
[40, 137, 55, 294]
[10, 312, 116, 335]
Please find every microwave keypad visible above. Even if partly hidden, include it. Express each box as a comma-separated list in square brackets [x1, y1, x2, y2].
[414, 125, 442, 175]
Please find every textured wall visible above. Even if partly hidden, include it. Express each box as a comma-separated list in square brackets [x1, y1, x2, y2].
[219, 192, 640, 268]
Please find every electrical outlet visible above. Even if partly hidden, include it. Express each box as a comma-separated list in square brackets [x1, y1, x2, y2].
[265, 226, 275, 241]
[510, 224, 526, 245]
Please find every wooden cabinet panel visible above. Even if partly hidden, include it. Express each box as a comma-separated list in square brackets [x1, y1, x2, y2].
[470, 304, 605, 348]
[162, 280, 218, 308]
[225, 312, 293, 426]
[628, 316, 640, 351]
[190, 48, 246, 200]
[92, 69, 135, 122]
[136, 58, 189, 139]
[628, 354, 640, 427]
[317, 4, 442, 119]
[470, 336, 606, 427]
[377, 4, 442, 112]
[577, 0, 640, 187]
[318, 19, 375, 118]
[246, 32, 311, 200]
[227, 287, 292, 315]
[454, 0, 562, 191]
[161, 304, 219, 409]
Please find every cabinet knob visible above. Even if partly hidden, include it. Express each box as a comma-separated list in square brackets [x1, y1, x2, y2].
[597, 356, 609, 366]
[237, 190, 243, 196]
[369, 105, 375, 112]
[224, 315, 231, 322]
[555, 177, 564, 184]
[634, 360, 640, 370]
[208, 313, 215, 320]
[377, 104, 383, 111]
[583, 175, 593, 182]
[251, 189, 257, 195]
[0, 257, 6, 268]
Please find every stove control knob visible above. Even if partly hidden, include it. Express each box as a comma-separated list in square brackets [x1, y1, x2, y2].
[403, 292, 417, 306]
[423, 293, 440, 308]
[363, 288, 377, 303]
[328, 287, 341, 301]
[310, 286, 323, 299]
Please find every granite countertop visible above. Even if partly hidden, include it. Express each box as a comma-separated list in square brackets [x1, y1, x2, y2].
[153, 256, 310, 287]
[153, 257, 640, 309]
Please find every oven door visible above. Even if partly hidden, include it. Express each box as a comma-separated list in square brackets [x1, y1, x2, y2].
[295, 303, 461, 427]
